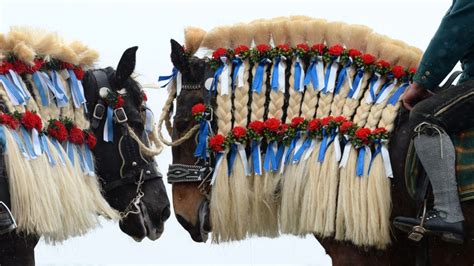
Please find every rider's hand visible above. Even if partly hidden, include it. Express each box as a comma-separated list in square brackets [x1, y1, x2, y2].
[402, 82, 434, 110]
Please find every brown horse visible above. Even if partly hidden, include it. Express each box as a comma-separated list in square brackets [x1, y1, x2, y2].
[166, 40, 473, 265]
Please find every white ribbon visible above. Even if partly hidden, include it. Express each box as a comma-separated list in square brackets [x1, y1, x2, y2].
[365, 73, 382, 104]
[316, 56, 325, 91]
[237, 143, 251, 176]
[0, 78, 19, 105]
[292, 136, 306, 164]
[220, 57, 230, 95]
[279, 146, 288, 174]
[381, 143, 393, 178]
[334, 133, 341, 162]
[176, 71, 182, 96]
[9, 70, 31, 101]
[325, 58, 340, 93]
[339, 141, 352, 168]
[278, 58, 286, 93]
[303, 139, 316, 161]
[237, 61, 245, 88]
[60, 69, 70, 79]
[375, 79, 397, 104]
[210, 152, 225, 185]
[31, 129, 42, 156]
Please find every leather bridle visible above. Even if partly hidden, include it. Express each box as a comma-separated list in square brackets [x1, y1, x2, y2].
[88, 69, 162, 216]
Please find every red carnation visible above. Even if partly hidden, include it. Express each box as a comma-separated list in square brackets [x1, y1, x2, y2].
[0, 61, 13, 75]
[348, 48, 362, 58]
[234, 45, 249, 55]
[355, 127, 371, 142]
[232, 126, 247, 139]
[361, 54, 376, 65]
[47, 120, 68, 142]
[311, 43, 326, 54]
[277, 44, 290, 52]
[114, 95, 124, 109]
[69, 126, 85, 145]
[209, 134, 225, 152]
[264, 118, 281, 132]
[256, 44, 271, 53]
[308, 118, 322, 131]
[321, 116, 334, 126]
[296, 43, 310, 52]
[212, 48, 228, 60]
[391, 65, 406, 79]
[12, 61, 27, 75]
[142, 92, 148, 102]
[290, 116, 305, 128]
[248, 120, 265, 135]
[21, 111, 42, 131]
[278, 123, 289, 135]
[191, 103, 206, 115]
[73, 67, 85, 80]
[339, 121, 354, 134]
[372, 127, 387, 135]
[86, 131, 97, 149]
[61, 62, 74, 70]
[0, 113, 19, 129]
[334, 116, 346, 123]
[377, 60, 391, 69]
[408, 67, 417, 74]
[328, 44, 344, 56]
[32, 58, 44, 72]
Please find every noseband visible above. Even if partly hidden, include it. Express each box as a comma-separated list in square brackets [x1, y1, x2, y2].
[89, 70, 162, 216]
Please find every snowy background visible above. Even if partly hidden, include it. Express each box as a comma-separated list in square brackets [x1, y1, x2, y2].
[0, 0, 452, 265]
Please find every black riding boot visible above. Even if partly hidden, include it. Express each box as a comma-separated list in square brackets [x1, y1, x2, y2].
[0, 201, 15, 235]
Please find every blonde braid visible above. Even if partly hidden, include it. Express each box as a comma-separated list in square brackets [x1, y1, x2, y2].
[58, 70, 75, 120]
[378, 94, 403, 132]
[250, 64, 268, 122]
[300, 79, 318, 120]
[233, 59, 250, 126]
[330, 66, 356, 116]
[0, 83, 16, 113]
[267, 59, 286, 120]
[285, 58, 303, 122]
[341, 72, 372, 119]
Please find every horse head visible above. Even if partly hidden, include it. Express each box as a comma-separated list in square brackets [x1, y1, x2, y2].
[82, 47, 170, 241]
[166, 39, 214, 242]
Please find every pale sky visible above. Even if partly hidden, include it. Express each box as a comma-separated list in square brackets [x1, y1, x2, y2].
[0, 0, 452, 265]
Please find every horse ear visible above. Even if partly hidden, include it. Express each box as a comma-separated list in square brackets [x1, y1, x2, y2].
[170, 39, 188, 73]
[116, 46, 138, 87]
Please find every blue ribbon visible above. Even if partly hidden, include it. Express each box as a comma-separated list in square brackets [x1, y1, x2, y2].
[387, 83, 410, 105]
[232, 58, 243, 89]
[84, 145, 95, 175]
[104, 106, 114, 142]
[76, 145, 86, 173]
[368, 140, 382, 174]
[322, 60, 335, 93]
[303, 58, 319, 90]
[356, 147, 366, 177]
[194, 120, 209, 159]
[334, 60, 352, 95]
[294, 58, 302, 91]
[284, 132, 300, 165]
[317, 129, 337, 162]
[68, 69, 86, 108]
[211, 64, 225, 93]
[66, 141, 75, 166]
[11, 130, 28, 158]
[0, 126, 5, 153]
[228, 144, 238, 176]
[368, 74, 379, 102]
[271, 57, 281, 91]
[275, 143, 285, 171]
[348, 69, 365, 98]
[7, 72, 30, 102]
[263, 141, 276, 172]
[20, 127, 37, 158]
[0, 74, 25, 105]
[32, 72, 49, 106]
[158, 67, 178, 88]
[51, 139, 66, 165]
[51, 71, 69, 107]
[251, 140, 261, 175]
[293, 137, 312, 163]
[374, 80, 393, 102]
[40, 135, 56, 166]
[252, 58, 268, 94]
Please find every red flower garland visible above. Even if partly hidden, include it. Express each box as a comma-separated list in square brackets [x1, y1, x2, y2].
[348, 48, 362, 58]
[311, 44, 326, 55]
[264, 118, 281, 132]
[328, 44, 344, 56]
[248, 120, 265, 136]
[234, 45, 250, 55]
[84, 131, 97, 149]
[69, 126, 85, 145]
[209, 134, 226, 152]
[0, 61, 13, 75]
[256, 44, 271, 53]
[391, 65, 406, 79]
[361, 54, 376, 65]
[212, 48, 228, 60]
[0, 113, 19, 129]
[47, 120, 68, 142]
[21, 111, 43, 131]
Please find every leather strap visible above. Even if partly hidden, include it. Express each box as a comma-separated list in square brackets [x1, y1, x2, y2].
[167, 163, 211, 183]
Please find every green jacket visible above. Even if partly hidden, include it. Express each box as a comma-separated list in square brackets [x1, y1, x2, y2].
[414, 0, 474, 89]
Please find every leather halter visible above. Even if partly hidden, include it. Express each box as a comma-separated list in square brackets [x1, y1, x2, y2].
[167, 82, 214, 186]
[89, 69, 162, 192]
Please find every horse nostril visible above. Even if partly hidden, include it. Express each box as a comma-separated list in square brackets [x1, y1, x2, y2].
[161, 206, 171, 221]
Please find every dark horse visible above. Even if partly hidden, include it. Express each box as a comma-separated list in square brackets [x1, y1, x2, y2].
[167, 40, 473, 265]
[0, 47, 171, 265]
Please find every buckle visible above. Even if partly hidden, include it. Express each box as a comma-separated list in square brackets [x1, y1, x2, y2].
[93, 103, 106, 120]
[114, 107, 128, 123]
[204, 107, 213, 121]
